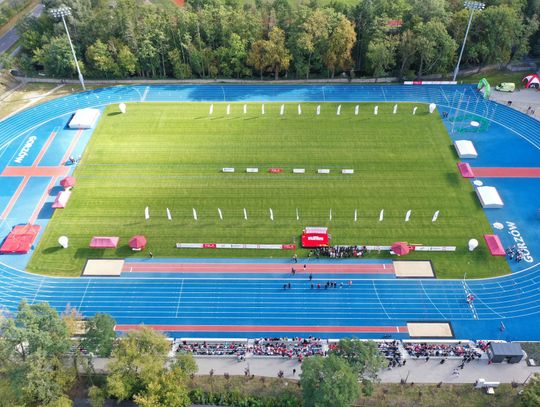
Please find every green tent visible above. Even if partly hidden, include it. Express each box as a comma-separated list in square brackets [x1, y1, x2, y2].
[477, 78, 491, 99]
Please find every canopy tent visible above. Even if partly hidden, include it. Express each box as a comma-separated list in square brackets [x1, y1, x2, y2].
[0, 224, 40, 254]
[476, 186, 504, 208]
[52, 190, 71, 209]
[484, 234, 506, 256]
[129, 235, 147, 250]
[69, 108, 101, 129]
[391, 242, 411, 256]
[454, 140, 478, 159]
[89, 236, 119, 249]
[301, 227, 329, 248]
[487, 343, 523, 363]
[60, 176, 76, 189]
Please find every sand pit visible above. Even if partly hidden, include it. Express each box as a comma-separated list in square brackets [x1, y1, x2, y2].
[394, 261, 435, 278]
[82, 259, 124, 276]
[407, 322, 453, 338]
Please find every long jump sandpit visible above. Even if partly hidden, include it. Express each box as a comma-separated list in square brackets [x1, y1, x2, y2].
[82, 259, 125, 276]
[394, 260, 435, 278]
[407, 322, 454, 338]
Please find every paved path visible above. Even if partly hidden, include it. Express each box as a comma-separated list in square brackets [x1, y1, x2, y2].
[91, 356, 538, 384]
[0, 4, 44, 54]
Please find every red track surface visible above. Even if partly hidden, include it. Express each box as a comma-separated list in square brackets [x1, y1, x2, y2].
[122, 262, 395, 274]
[1, 166, 70, 177]
[115, 324, 408, 333]
[473, 167, 540, 178]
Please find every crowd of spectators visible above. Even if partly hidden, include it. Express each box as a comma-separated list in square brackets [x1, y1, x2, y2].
[312, 245, 367, 259]
[404, 342, 482, 359]
[176, 340, 248, 356]
[251, 337, 325, 360]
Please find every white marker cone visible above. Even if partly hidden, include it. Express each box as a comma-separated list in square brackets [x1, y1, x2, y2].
[374, 106, 379, 115]
[145, 207, 150, 220]
[329, 209, 332, 221]
[209, 104, 214, 115]
[354, 209, 357, 222]
[354, 105, 359, 115]
[432, 210, 440, 222]
[337, 105, 341, 115]
[280, 104, 284, 116]
[226, 104, 231, 115]
[316, 105, 321, 115]
[269, 208, 274, 221]
[405, 209, 411, 222]
[218, 208, 223, 220]
[379, 209, 384, 221]
[296, 208, 299, 221]
[243, 208, 248, 220]
[413, 106, 418, 115]
[243, 104, 247, 114]
[192, 208, 198, 220]
[298, 104, 302, 115]
[262, 104, 265, 115]
[166, 208, 172, 220]
[393, 104, 398, 114]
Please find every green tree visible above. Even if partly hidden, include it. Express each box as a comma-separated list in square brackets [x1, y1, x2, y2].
[266, 26, 291, 79]
[106, 327, 170, 402]
[521, 373, 540, 407]
[133, 366, 191, 407]
[86, 40, 117, 78]
[300, 354, 359, 407]
[330, 339, 386, 381]
[81, 313, 116, 357]
[173, 353, 198, 376]
[323, 15, 356, 78]
[247, 39, 269, 79]
[414, 20, 456, 77]
[367, 34, 397, 78]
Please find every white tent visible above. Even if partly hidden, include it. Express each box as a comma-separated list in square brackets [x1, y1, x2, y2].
[454, 140, 478, 159]
[69, 108, 101, 129]
[476, 186, 504, 208]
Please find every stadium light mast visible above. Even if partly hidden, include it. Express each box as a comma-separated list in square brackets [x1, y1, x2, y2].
[452, 1, 485, 82]
[50, 6, 86, 91]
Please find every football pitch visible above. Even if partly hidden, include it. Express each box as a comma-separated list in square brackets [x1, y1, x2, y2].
[27, 102, 509, 278]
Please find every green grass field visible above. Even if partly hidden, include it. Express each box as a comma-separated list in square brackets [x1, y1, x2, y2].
[27, 102, 509, 278]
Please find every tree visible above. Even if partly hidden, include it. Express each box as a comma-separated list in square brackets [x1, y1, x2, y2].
[367, 34, 397, 78]
[81, 313, 116, 357]
[414, 20, 456, 77]
[300, 354, 359, 407]
[0, 301, 75, 407]
[133, 366, 191, 407]
[106, 327, 170, 402]
[329, 339, 386, 382]
[247, 39, 268, 79]
[323, 15, 356, 78]
[521, 373, 540, 407]
[86, 39, 117, 78]
[266, 26, 291, 79]
[173, 353, 198, 377]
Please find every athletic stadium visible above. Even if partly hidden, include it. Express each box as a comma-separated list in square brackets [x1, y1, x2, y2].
[0, 83, 539, 342]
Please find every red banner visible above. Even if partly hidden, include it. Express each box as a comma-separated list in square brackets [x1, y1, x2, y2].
[301, 233, 329, 248]
[203, 243, 217, 249]
[269, 168, 283, 173]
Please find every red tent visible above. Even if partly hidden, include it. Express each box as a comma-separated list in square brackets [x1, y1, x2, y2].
[60, 176, 76, 188]
[391, 242, 411, 256]
[129, 235, 147, 250]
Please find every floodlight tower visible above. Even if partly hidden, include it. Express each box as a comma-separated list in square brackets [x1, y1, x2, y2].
[452, 1, 485, 82]
[50, 6, 86, 91]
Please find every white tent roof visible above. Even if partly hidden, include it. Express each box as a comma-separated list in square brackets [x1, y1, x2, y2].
[69, 108, 101, 129]
[454, 140, 478, 158]
[476, 186, 504, 208]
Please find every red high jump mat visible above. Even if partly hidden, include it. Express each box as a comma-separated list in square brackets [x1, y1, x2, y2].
[0, 224, 40, 254]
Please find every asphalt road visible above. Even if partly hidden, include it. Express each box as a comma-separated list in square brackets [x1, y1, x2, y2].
[0, 3, 44, 54]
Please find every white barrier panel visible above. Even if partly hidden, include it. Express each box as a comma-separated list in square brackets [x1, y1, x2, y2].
[246, 168, 259, 173]
[414, 246, 457, 252]
[365, 245, 392, 250]
[342, 169, 354, 174]
[293, 168, 305, 173]
[318, 169, 330, 174]
[176, 243, 296, 250]
[404, 81, 458, 85]
[222, 168, 235, 173]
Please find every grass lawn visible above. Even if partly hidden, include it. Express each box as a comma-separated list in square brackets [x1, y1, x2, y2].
[27, 102, 508, 278]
